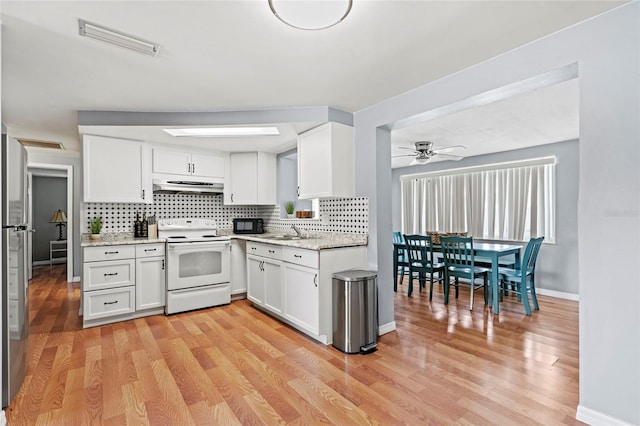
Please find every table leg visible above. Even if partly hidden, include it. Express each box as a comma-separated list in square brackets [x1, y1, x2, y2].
[492, 254, 499, 313]
[393, 246, 398, 292]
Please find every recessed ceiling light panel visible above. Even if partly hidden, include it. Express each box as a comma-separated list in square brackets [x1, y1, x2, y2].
[163, 127, 281, 137]
[79, 19, 160, 57]
[269, 0, 352, 31]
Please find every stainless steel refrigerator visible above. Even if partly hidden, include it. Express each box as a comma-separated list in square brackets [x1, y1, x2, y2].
[1, 133, 28, 408]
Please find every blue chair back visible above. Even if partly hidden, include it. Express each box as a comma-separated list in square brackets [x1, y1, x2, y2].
[523, 236, 545, 274]
[403, 234, 436, 266]
[440, 236, 475, 268]
[393, 231, 404, 244]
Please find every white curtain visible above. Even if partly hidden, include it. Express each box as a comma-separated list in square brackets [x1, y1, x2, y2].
[401, 162, 556, 242]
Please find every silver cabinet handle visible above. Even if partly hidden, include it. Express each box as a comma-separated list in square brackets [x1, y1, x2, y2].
[104, 300, 118, 305]
[294, 254, 302, 258]
[104, 272, 118, 277]
[144, 248, 157, 252]
[105, 251, 119, 255]
[313, 274, 318, 287]
[188, 163, 191, 173]
[162, 259, 165, 270]
[142, 189, 145, 199]
[231, 194, 234, 203]
[192, 163, 195, 174]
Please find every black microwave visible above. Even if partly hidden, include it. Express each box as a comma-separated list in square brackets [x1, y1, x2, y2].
[233, 218, 264, 234]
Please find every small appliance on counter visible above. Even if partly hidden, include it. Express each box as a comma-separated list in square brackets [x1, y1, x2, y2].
[233, 218, 264, 234]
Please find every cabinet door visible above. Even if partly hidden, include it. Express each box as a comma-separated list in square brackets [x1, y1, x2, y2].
[263, 259, 283, 314]
[83, 135, 152, 203]
[152, 149, 191, 176]
[229, 153, 258, 204]
[135, 256, 165, 310]
[230, 239, 247, 296]
[247, 255, 264, 305]
[283, 263, 319, 334]
[298, 124, 333, 199]
[192, 154, 224, 178]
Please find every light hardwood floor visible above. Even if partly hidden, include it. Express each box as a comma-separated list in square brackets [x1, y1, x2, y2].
[6, 265, 583, 425]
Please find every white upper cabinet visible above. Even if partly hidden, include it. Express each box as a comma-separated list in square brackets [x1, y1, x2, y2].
[226, 152, 276, 205]
[297, 122, 354, 199]
[152, 149, 224, 179]
[83, 135, 152, 203]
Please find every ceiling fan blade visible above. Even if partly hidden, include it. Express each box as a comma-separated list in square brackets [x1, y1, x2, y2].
[433, 144, 467, 154]
[392, 154, 418, 158]
[397, 146, 418, 151]
[435, 153, 463, 161]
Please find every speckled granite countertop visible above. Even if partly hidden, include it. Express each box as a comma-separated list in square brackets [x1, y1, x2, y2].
[81, 230, 367, 250]
[219, 229, 368, 250]
[81, 233, 166, 247]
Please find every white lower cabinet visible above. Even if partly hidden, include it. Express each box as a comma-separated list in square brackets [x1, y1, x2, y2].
[135, 256, 165, 310]
[247, 252, 282, 315]
[82, 243, 166, 328]
[246, 241, 367, 344]
[283, 262, 319, 335]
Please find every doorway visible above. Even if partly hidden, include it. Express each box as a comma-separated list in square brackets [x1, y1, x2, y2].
[27, 163, 73, 283]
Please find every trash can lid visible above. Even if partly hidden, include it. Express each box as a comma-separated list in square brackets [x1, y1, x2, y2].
[332, 269, 377, 281]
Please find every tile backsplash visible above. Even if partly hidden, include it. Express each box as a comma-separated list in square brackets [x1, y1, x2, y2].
[82, 193, 368, 234]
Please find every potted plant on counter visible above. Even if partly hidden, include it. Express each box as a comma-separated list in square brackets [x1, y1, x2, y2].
[90, 216, 102, 240]
[284, 201, 295, 218]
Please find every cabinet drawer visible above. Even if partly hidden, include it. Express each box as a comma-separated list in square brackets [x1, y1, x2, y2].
[84, 245, 135, 262]
[282, 247, 319, 269]
[136, 243, 166, 258]
[83, 286, 135, 321]
[83, 259, 135, 291]
[247, 242, 282, 260]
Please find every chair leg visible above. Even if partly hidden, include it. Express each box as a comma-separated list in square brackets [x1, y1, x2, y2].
[455, 277, 459, 299]
[429, 270, 434, 301]
[483, 274, 488, 305]
[443, 270, 449, 305]
[469, 277, 475, 311]
[407, 269, 414, 297]
[521, 275, 532, 315]
[530, 274, 540, 310]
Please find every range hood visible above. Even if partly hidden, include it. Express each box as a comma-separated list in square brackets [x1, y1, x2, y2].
[152, 179, 224, 195]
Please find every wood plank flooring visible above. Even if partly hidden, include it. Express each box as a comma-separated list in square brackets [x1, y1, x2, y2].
[6, 265, 583, 425]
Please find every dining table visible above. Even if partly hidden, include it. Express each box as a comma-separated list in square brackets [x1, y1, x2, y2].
[393, 239, 521, 313]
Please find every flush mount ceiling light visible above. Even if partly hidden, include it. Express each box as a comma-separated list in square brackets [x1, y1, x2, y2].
[163, 127, 281, 137]
[78, 19, 160, 57]
[268, 0, 353, 30]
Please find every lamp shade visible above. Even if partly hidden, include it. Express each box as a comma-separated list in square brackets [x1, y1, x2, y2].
[49, 210, 67, 224]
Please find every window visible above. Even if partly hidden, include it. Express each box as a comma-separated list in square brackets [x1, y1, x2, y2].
[401, 157, 556, 242]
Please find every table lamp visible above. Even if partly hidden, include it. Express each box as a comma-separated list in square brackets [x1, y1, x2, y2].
[49, 210, 67, 241]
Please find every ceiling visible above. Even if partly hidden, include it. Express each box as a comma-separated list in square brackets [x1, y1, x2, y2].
[1, 1, 625, 159]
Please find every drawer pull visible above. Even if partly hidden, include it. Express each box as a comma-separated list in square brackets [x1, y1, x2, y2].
[268, 250, 275, 254]
[313, 274, 318, 287]
[105, 251, 119, 255]
[294, 254, 302, 258]
[144, 248, 157, 252]
[104, 300, 119, 305]
[104, 272, 119, 277]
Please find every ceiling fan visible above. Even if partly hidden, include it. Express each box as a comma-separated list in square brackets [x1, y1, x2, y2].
[394, 141, 467, 165]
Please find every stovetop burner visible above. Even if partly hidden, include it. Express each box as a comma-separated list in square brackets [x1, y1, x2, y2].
[158, 218, 229, 242]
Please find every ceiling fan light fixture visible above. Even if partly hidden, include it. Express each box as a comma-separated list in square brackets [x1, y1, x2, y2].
[78, 19, 160, 57]
[268, 0, 353, 30]
[412, 157, 431, 165]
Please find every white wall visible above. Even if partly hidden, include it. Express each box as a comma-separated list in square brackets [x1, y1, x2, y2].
[392, 140, 579, 296]
[354, 4, 639, 424]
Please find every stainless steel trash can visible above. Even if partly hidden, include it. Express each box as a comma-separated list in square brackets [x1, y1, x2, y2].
[332, 270, 378, 354]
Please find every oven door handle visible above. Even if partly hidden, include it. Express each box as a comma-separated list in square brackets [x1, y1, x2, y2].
[167, 241, 230, 252]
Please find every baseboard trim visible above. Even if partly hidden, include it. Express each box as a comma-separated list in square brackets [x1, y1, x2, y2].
[576, 404, 635, 426]
[536, 288, 579, 301]
[0, 409, 6, 426]
[379, 321, 396, 335]
[72, 276, 81, 283]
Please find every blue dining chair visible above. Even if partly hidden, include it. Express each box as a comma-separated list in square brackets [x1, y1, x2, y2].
[440, 236, 490, 310]
[403, 234, 444, 298]
[498, 237, 545, 315]
[393, 232, 410, 292]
